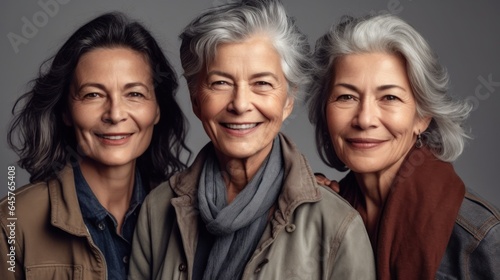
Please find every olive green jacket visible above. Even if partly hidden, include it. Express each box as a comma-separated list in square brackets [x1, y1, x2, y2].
[129, 133, 375, 280]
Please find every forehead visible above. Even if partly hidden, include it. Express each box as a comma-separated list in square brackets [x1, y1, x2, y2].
[75, 47, 151, 75]
[207, 35, 283, 71]
[332, 52, 410, 86]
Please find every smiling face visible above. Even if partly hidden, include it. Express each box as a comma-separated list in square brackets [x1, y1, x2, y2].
[65, 47, 159, 169]
[326, 52, 430, 176]
[192, 35, 294, 165]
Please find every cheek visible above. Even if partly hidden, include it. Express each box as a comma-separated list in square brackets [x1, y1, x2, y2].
[135, 107, 161, 128]
[263, 95, 290, 121]
[69, 106, 93, 131]
[325, 106, 343, 135]
[387, 112, 419, 137]
[199, 97, 228, 121]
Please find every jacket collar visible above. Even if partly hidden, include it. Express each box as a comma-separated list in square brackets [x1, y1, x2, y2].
[48, 164, 89, 236]
[169, 133, 322, 223]
[275, 133, 322, 222]
[169, 133, 322, 276]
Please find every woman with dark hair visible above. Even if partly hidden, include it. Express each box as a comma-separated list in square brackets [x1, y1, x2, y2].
[309, 14, 500, 279]
[0, 12, 190, 279]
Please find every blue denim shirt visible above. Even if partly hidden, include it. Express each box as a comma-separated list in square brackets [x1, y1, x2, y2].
[437, 190, 500, 279]
[74, 164, 146, 280]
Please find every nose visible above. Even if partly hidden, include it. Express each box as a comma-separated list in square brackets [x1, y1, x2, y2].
[102, 96, 127, 124]
[352, 99, 378, 129]
[227, 85, 251, 114]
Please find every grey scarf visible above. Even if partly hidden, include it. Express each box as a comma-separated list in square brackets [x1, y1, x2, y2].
[196, 137, 284, 280]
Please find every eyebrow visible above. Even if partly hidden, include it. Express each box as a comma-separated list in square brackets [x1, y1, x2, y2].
[377, 84, 407, 92]
[207, 70, 279, 81]
[334, 83, 359, 92]
[76, 82, 150, 93]
[334, 83, 407, 92]
[250, 72, 279, 81]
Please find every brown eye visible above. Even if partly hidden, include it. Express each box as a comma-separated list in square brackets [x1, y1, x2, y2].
[383, 95, 399, 101]
[337, 95, 354, 101]
[83, 92, 100, 99]
[255, 81, 271, 86]
[253, 81, 273, 92]
[210, 81, 232, 91]
[128, 92, 145, 98]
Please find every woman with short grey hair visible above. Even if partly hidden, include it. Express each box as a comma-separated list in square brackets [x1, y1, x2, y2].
[309, 14, 500, 279]
[179, 0, 311, 99]
[128, 1, 375, 279]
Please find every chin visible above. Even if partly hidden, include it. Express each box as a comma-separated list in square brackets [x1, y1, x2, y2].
[93, 157, 135, 168]
[345, 161, 381, 174]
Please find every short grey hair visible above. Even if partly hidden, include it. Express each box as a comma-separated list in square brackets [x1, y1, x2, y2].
[308, 14, 472, 170]
[179, 0, 312, 99]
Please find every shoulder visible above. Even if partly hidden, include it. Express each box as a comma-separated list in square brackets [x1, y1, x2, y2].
[147, 144, 207, 204]
[441, 190, 500, 278]
[141, 180, 176, 211]
[0, 180, 53, 243]
[318, 186, 360, 217]
[292, 185, 362, 236]
[455, 189, 500, 241]
[0, 181, 51, 219]
[140, 165, 199, 217]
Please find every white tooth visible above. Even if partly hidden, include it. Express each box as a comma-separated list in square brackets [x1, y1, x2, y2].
[102, 135, 127, 140]
[225, 123, 257, 130]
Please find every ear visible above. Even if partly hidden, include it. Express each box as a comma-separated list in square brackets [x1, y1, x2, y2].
[415, 115, 432, 135]
[282, 95, 295, 121]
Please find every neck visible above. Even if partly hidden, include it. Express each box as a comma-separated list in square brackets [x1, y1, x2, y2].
[354, 149, 410, 209]
[351, 155, 407, 247]
[79, 159, 136, 233]
[215, 146, 271, 204]
[354, 172, 393, 208]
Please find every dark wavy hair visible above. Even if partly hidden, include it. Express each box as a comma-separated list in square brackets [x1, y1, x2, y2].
[8, 12, 191, 184]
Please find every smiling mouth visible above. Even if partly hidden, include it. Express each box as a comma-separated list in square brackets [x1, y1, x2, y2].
[95, 133, 133, 140]
[222, 123, 259, 130]
[346, 138, 386, 148]
[347, 138, 384, 144]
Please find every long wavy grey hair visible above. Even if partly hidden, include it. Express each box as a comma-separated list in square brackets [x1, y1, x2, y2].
[308, 14, 472, 171]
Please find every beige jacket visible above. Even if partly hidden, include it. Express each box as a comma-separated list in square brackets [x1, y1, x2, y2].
[0, 166, 107, 279]
[129, 134, 375, 280]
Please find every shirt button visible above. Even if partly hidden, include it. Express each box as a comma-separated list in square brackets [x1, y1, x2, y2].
[123, 256, 129, 264]
[179, 263, 187, 272]
[98, 222, 105, 230]
[285, 224, 296, 233]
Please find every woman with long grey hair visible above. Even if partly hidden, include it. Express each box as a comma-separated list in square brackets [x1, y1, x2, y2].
[309, 14, 500, 279]
[128, 1, 375, 279]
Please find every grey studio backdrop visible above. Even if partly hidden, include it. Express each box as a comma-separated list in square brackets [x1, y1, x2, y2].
[1, 0, 499, 209]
